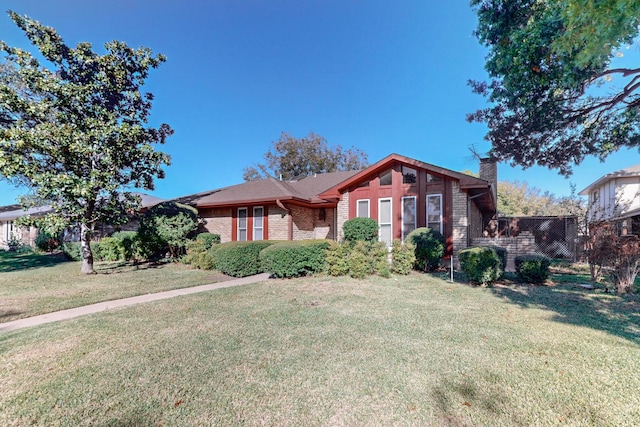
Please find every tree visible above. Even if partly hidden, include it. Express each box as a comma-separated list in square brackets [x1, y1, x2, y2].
[468, 0, 640, 176]
[0, 12, 172, 273]
[243, 131, 368, 181]
[497, 181, 586, 217]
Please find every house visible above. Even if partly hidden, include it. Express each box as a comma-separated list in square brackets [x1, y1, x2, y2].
[579, 164, 640, 236]
[0, 193, 164, 249]
[179, 153, 497, 259]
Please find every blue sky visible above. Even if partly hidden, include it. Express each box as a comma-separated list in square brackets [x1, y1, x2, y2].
[0, 0, 638, 206]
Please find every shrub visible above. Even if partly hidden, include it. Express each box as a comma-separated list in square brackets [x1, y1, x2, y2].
[515, 255, 551, 284]
[348, 241, 371, 279]
[215, 241, 275, 277]
[391, 239, 416, 275]
[343, 217, 378, 243]
[196, 232, 221, 249]
[458, 246, 502, 286]
[488, 245, 507, 277]
[137, 202, 199, 260]
[325, 240, 349, 276]
[183, 233, 221, 269]
[62, 242, 83, 261]
[35, 231, 61, 252]
[406, 227, 445, 272]
[260, 240, 329, 278]
[94, 231, 139, 262]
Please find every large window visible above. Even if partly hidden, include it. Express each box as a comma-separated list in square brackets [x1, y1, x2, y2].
[402, 196, 417, 240]
[427, 194, 442, 233]
[253, 206, 264, 240]
[357, 199, 370, 218]
[379, 169, 392, 186]
[378, 198, 393, 247]
[237, 208, 248, 241]
[402, 166, 417, 184]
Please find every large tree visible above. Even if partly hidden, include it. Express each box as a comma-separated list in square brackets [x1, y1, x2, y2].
[243, 131, 368, 181]
[0, 12, 172, 273]
[497, 180, 584, 217]
[468, 0, 640, 175]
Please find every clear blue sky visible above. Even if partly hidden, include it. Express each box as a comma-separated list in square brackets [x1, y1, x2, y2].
[0, 0, 638, 206]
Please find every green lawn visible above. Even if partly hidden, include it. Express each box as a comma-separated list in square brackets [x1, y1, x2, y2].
[1, 270, 638, 426]
[0, 251, 228, 322]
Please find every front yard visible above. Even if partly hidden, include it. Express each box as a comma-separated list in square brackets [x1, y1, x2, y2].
[1, 261, 638, 426]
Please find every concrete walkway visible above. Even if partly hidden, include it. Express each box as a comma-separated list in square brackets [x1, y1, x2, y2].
[0, 273, 271, 332]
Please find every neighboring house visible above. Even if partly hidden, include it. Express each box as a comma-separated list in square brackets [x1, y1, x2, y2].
[0, 193, 164, 250]
[178, 153, 497, 259]
[579, 164, 640, 236]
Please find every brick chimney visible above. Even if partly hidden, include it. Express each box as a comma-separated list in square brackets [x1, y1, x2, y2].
[479, 157, 498, 204]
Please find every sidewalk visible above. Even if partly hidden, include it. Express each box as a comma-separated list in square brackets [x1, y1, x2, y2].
[0, 273, 271, 332]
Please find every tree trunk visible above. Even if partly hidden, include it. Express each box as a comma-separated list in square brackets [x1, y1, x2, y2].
[80, 223, 95, 274]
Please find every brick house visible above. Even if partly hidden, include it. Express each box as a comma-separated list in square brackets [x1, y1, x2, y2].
[180, 153, 497, 258]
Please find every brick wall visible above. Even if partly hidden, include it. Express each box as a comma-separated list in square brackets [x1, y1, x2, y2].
[199, 207, 232, 243]
[268, 206, 289, 240]
[336, 191, 350, 241]
[451, 181, 468, 266]
[471, 231, 536, 271]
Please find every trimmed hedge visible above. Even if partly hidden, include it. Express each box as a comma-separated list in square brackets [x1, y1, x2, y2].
[343, 217, 378, 243]
[260, 240, 330, 278]
[458, 246, 503, 286]
[325, 240, 349, 276]
[488, 245, 507, 277]
[406, 227, 445, 272]
[195, 232, 221, 249]
[391, 239, 416, 275]
[214, 240, 275, 277]
[515, 255, 551, 284]
[95, 231, 138, 261]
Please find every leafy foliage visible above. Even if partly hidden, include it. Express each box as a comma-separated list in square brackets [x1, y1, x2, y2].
[34, 231, 61, 252]
[515, 255, 551, 284]
[458, 246, 503, 286]
[325, 240, 350, 276]
[405, 227, 445, 272]
[391, 239, 416, 275]
[259, 240, 329, 278]
[214, 241, 275, 277]
[137, 202, 198, 260]
[342, 217, 378, 243]
[469, 0, 640, 175]
[325, 240, 389, 279]
[0, 12, 172, 273]
[243, 131, 368, 181]
[182, 233, 220, 270]
[498, 181, 585, 217]
[94, 231, 138, 262]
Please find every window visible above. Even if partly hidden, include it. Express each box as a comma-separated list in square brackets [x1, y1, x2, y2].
[402, 197, 417, 240]
[378, 198, 393, 247]
[426, 173, 442, 182]
[357, 180, 370, 188]
[357, 199, 370, 218]
[253, 207, 264, 240]
[427, 194, 442, 233]
[237, 208, 247, 241]
[379, 169, 392, 186]
[402, 166, 417, 184]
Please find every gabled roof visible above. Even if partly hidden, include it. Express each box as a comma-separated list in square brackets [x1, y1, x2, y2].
[579, 164, 640, 195]
[180, 170, 361, 208]
[317, 153, 496, 212]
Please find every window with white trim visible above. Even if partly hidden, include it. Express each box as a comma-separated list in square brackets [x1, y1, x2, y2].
[253, 206, 264, 240]
[357, 199, 370, 218]
[427, 194, 442, 233]
[237, 208, 248, 241]
[402, 196, 417, 240]
[378, 198, 393, 247]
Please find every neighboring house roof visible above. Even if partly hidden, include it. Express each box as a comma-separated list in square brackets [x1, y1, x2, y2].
[180, 170, 361, 208]
[579, 164, 640, 195]
[0, 192, 164, 221]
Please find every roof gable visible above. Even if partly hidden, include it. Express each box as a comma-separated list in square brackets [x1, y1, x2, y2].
[579, 164, 640, 195]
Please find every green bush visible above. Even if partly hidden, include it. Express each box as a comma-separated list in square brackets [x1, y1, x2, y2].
[406, 227, 445, 272]
[488, 245, 507, 277]
[343, 217, 378, 243]
[62, 242, 83, 261]
[183, 232, 221, 269]
[348, 241, 371, 279]
[515, 255, 551, 284]
[259, 239, 330, 278]
[215, 240, 275, 277]
[325, 240, 349, 276]
[137, 202, 199, 260]
[94, 231, 139, 262]
[196, 232, 221, 249]
[35, 231, 61, 252]
[391, 239, 416, 275]
[458, 246, 502, 286]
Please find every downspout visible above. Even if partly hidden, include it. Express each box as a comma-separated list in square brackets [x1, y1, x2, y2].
[276, 199, 293, 240]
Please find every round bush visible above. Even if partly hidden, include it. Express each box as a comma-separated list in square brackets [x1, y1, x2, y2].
[343, 217, 378, 243]
[259, 239, 329, 278]
[515, 255, 551, 284]
[406, 227, 445, 272]
[138, 202, 199, 260]
[458, 246, 502, 286]
[214, 241, 275, 277]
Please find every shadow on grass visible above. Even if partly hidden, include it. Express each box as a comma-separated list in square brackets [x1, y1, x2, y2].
[0, 251, 70, 273]
[489, 283, 640, 345]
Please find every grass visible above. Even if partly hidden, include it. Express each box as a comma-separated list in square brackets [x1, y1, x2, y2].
[0, 251, 228, 322]
[1, 272, 639, 426]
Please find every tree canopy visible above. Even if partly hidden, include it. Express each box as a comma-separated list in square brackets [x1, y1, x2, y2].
[497, 180, 584, 217]
[243, 131, 368, 181]
[468, 0, 640, 175]
[0, 12, 172, 273]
